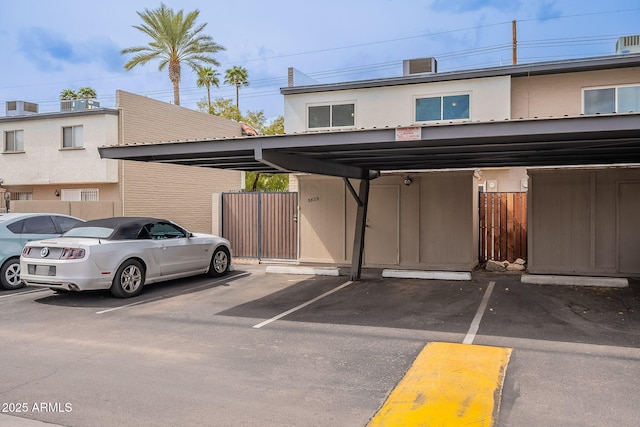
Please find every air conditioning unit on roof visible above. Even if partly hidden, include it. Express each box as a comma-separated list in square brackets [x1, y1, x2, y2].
[616, 35, 640, 54]
[6, 100, 38, 116]
[403, 57, 437, 76]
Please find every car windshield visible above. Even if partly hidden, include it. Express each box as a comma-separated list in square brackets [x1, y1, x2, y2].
[63, 226, 114, 238]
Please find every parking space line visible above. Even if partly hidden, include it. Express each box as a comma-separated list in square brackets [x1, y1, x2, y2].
[0, 288, 50, 299]
[96, 272, 250, 314]
[253, 280, 354, 329]
[368, 341, 512, 427]
[463, 280, 495, 345]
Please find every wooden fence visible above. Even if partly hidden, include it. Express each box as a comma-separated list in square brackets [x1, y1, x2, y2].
[479, 192, 527, 263]
[222, 192, 298, 260]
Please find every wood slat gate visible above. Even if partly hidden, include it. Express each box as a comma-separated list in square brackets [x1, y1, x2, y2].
[479, 192, 527, 263]
[222, 192, 298, 260]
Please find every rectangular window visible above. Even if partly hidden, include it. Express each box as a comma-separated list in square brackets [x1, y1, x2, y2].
[62, 125, 83, 148]
[416, 94, 470, 122]
[308, 103, 355, 129]
[584, 85, 640, 114]
[61, 188, 99, 201]
[4, 130, 24, 152]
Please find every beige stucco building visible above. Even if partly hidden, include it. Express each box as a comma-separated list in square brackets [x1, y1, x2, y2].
[281, 53, 640, 277]
[1, 91, 242, 234]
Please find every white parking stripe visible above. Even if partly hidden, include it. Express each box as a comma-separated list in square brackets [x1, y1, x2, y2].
[0, 288, 50, 299]
[96, 272, 250, 314]
[463, 281, 495, 345]
[253, 280, 354, 329]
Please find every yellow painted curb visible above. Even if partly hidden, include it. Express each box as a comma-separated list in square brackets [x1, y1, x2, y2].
[368, 342, 512, 427]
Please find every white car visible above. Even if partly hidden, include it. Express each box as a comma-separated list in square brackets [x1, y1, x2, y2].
[20, 217, 231, 298]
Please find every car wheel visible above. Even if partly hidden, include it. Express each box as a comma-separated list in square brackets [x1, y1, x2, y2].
[207, 247, 230, 277]
[1, 258, 24, 290]
[110, 259, 145, 298]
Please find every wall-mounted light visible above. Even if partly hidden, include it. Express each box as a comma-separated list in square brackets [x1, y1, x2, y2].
[403, 176, 413, 186]
[55, 190, 60, 197]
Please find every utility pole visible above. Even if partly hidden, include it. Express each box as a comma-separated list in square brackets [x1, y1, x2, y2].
[512, 20, 518, 65]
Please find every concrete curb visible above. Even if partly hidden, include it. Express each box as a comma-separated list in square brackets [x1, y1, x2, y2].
[382, 269, 472, 281]
[265, 266, 340, 276]
[521, 274, 628, 288]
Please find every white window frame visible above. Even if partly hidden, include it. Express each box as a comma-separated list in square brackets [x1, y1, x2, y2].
[61, 188, 99, 201]
[62, 125, 84, 149]
[4, 130, 24, 153]
[414, 92, 471, 123]
[582, 84, 640, 115]
[306, 102, 356, 130]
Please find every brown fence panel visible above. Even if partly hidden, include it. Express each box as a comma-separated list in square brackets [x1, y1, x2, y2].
[222, 193, 259, 258]
[222, 192, 298, 260]
[260, 192, 298, 260]
[479, 192, 527, 263]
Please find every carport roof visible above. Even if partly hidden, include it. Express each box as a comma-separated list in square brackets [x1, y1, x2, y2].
[99, 113, 640, 179]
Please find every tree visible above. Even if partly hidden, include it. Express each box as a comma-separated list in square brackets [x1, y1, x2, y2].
[59, 87, 97, 100]
[224, 66, 249, 111]
[121, 3, 225, 106]
[77, 87, 97, 99]
[196, 67, 220, 114]
[59, 89, 77, 100]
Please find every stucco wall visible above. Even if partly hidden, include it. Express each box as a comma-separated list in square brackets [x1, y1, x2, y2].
[284, 76, 511, 132]
[298, 171, 478, 271]
[528, 167, 640, 276]
[511, 67, 640, 119]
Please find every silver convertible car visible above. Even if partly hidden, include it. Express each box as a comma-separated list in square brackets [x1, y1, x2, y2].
[20, 217, 232, 298]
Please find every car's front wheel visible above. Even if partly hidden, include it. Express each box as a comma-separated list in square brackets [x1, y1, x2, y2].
[1, 258, 24, 290]
[110, 259, 145, 298]
[207, 247, 230, 277]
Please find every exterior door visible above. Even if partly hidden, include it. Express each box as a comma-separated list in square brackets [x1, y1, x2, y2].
[618, 182, 640, 274]
[365, 185, 399, 266]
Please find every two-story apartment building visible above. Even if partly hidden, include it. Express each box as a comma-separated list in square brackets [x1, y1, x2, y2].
[98, 47, 640, 279]
[0, 90, 243, 234]
[280, 50, 640, 277]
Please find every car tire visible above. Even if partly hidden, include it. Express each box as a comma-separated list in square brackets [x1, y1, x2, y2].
[1, 258, 24, 290]
[110, 259, 145, 298]
[207, 247, 230, 277]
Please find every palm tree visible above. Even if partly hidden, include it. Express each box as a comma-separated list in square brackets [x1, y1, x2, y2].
[77, 87, 97, 100]
[121, 3, 225, 106]
[196, 67, 220, 114]
[224, 66, 249, 111]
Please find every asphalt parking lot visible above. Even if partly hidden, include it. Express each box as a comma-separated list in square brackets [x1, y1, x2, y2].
[0, 265, 638, 426]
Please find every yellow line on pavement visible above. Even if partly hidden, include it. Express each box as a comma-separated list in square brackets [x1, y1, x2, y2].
[368, 342, 512, 427]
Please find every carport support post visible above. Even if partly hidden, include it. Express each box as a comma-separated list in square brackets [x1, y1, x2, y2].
[348, 177, 370, 281]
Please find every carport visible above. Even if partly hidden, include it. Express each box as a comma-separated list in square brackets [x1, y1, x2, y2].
[99, 113, 640, 280]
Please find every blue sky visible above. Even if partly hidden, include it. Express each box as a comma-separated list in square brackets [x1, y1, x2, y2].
[1, 0, 639, 120]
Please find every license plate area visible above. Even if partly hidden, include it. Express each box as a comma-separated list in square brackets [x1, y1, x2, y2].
[28, 265, 56, 276]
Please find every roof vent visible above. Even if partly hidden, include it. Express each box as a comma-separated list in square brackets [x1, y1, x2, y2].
[403, 57, 437, 76]
[6, 100, 39, 116]
[616, 35, 640, 54]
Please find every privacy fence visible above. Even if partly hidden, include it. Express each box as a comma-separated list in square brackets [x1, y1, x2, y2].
[222, 192, 298, 260]
[479, 192, 527, 263]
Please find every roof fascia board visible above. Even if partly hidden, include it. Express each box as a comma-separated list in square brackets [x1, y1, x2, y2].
[0, 108, 119, 123]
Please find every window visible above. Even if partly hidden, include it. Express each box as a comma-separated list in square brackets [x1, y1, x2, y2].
[62, 125, 83, 148]
[148, 222, 187, 239]
[4, 130, 24, 152]
[416, 94, 470, 122]
[7, 216, 57, 234]
[308, 103, 355, 129]
[61, 188, 99, 201]
[584, 85, 640, 114]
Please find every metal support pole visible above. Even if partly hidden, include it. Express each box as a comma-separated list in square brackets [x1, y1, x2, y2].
[349, 177, 370, 281]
